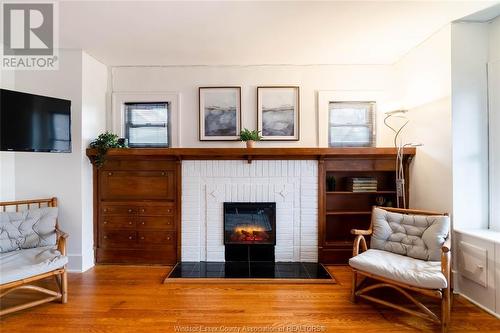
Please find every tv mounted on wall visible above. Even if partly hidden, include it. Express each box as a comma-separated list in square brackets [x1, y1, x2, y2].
[0, 89, 71, 153]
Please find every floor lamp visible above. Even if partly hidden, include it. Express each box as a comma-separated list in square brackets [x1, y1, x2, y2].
[384, 110, 422, 208]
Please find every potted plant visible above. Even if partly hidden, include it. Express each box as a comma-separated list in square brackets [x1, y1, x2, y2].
[89, 131, 126, 167]
[240, 128, 262, 148]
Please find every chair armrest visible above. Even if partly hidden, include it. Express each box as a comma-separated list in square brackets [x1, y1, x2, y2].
[351, 229, 372, 236]
[442, 238, 451, 253]
[353, 235, 368, 257]
[441, 238, 451, 283]
[55, 227, 68, 256]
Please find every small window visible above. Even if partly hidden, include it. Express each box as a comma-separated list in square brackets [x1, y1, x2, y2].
[124, 102, 170, 147]
[328, 101, 376, 147]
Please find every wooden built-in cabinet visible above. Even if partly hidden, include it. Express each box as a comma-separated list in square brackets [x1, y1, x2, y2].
[318, 154, 414, 264]
[87, 147, 415, 266]
[93, 158, 181, 265]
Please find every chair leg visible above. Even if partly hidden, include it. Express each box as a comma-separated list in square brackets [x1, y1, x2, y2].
[351, 271, 358, 303]
[441, 286, 451, 333]
[60, 270, 67, 304]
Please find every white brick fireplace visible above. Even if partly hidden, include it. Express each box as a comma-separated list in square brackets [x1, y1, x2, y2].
[181, 160, 318, 262]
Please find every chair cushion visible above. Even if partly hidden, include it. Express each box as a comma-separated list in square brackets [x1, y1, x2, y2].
[0, 246, 68, 284]
[349, 249, 447, 289]
[371, 207, 449, 261]
[0, 207, 58, 253]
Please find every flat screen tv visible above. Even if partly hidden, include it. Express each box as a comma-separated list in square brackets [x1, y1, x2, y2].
[0, 89, 71, 152]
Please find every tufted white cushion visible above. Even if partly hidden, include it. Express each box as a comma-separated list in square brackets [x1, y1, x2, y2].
[0, 246, 68, 284]
[0, 207, 58, 253]
[349, 249, 447, 289]
[370, 207, 449, 261]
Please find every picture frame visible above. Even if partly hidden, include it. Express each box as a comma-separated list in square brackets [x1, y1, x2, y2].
[199, 86, 241, 141]
[257, 86, 300, 141]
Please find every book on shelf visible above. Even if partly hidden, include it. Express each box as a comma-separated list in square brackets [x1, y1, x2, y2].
[349, 177, 377, 192]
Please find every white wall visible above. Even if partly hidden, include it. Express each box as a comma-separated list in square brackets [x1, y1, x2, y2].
[490, 15, 500, 63]
[111, 64, 395, 147]
[489, 16, 500, 232]
[11, 50, 84, 270]
[1, 50, 107, 271]
[81, 53, 108, 270]
[391, 26, 453, 214]
[451, 22, 490, 230]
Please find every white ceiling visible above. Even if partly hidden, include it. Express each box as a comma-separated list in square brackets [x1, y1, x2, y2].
[58, 1, 498, 66]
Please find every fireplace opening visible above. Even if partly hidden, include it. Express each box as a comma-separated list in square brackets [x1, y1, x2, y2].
[224, 202, 276, 262]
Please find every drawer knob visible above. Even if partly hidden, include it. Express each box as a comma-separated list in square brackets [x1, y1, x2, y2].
[128, 221, 133, 225]
[141, 208, 145, 213]
[128, 236, 133, 240]
[108, 172, 113, 176]
[140, 236, 145, 240]
[104, 236, 108, 239]
[167, 221, 171, 225]
[161, 172, 165, 176]
[103, 221, 108, 224]
[104, 208, 108, 212]
[141, 222, 145, 225]
[166, 237, 171, 241]
[167, 209, 172, 213]
[128, 209, 133, 213]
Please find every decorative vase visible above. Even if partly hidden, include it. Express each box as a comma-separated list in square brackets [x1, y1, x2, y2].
[326, 176, 336, 192]
[246, 140, 255, 149]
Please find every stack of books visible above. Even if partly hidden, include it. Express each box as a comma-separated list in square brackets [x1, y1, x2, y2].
[349, 177, 378, 192]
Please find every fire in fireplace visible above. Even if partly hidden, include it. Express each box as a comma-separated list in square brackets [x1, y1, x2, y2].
[223, 202, 276, 245]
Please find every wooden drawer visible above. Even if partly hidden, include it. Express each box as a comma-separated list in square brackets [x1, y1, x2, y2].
[101, 230, 137, 248]
[137, 231, 175, 245]
[96, 248, 177, 265]
[99, 170, 176, 200]
[139, 205, 175, 216]
[101, 205, 138, 215]
[101, 216, 136, 229]
[137, 216, 175, 230]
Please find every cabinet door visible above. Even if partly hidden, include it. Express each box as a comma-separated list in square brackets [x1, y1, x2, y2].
[100, 170, 175, 200]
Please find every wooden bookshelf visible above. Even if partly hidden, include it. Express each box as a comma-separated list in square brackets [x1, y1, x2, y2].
[318, 151, 415, 264]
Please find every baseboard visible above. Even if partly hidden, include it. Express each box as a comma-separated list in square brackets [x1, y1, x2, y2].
[457, 292, 500, 319]
[67, 253, 95, 273]
[451, 269, 459, 291]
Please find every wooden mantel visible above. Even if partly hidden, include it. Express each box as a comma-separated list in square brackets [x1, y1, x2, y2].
[86, 147, 416, 162]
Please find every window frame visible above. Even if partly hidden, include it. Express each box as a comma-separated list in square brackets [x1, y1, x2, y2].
[327, 101, 376, 148]
[124, 102, 171, 148]
[112, 92, 180, 148]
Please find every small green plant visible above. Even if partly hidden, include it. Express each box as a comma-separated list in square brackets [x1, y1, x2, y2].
[89, 131, 126, 167]
[239, 128, 262, 141]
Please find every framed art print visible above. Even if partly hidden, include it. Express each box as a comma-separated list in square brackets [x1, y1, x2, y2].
[199, 87, 241, 141]
[257, 86, 299, 141]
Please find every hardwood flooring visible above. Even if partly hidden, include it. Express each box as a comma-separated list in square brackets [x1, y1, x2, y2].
[1, 265, 499, 333]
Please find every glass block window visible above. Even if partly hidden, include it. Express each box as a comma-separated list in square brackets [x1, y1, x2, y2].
[124, 102, 170, 147]
[328, 102, 376, 147]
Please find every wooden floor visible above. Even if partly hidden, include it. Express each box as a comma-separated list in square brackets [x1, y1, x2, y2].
[1, 265, 499, 332]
